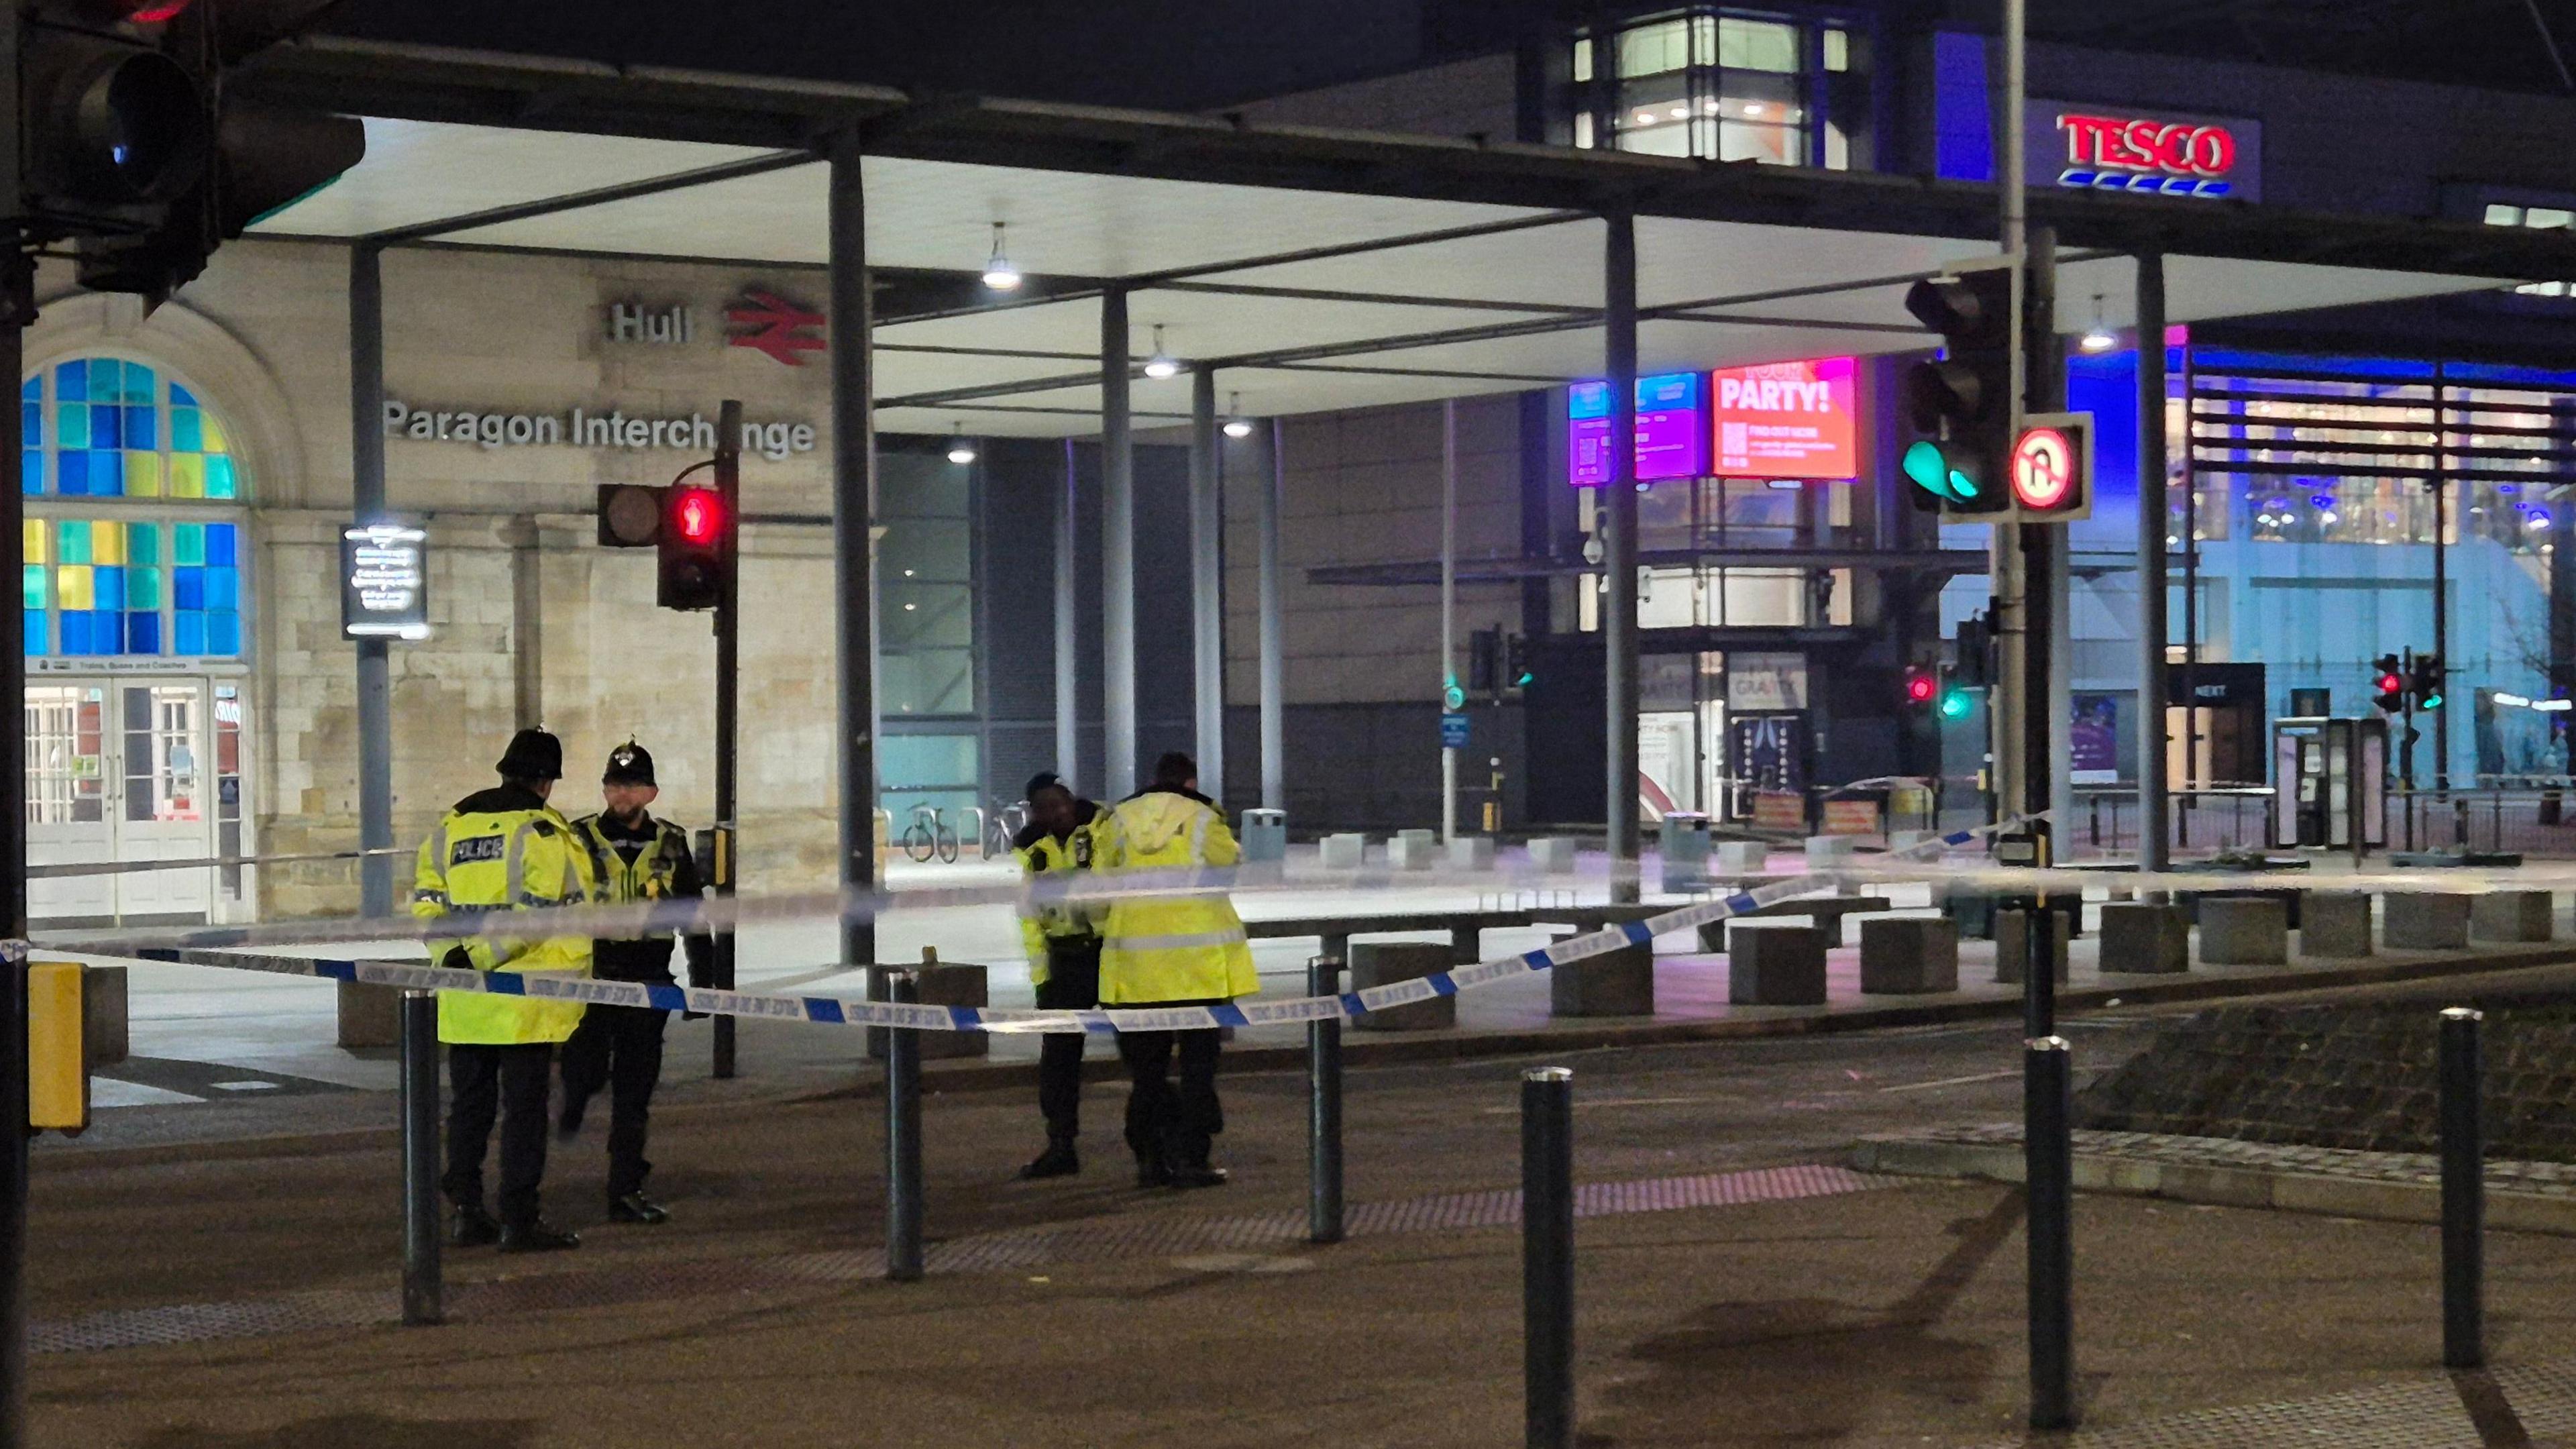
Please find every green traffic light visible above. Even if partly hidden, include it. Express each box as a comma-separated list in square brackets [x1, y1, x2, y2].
[1948, 468, 1981, 500]
[1939, 689, 1972, 720]
[2422, 692, 2443, 711]
[1902, 440, 1952, 498]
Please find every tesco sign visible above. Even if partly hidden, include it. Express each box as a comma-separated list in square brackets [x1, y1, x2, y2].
[2035, 103, 2260, 201]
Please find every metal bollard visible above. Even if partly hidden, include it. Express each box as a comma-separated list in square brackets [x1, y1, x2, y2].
[1522, 1066, 1575, 1449]
[885, 970, 924, 1282]
[2023, 906, 2056, 1041]
[398, 989, 443, 1326]
[2024, 1035, 2076, 1430]
[2441, 1006, 2484, 1369]
[1307, 955, 1344, 1245]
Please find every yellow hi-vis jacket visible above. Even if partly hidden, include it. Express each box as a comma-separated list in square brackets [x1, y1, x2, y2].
[1096, 788, 1256, 1005]
[411, 784, 597, 1045]
[1012, 801, 1104, 985]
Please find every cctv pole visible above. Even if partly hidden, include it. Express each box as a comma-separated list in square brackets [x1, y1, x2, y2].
[711, 400, 742, 1078]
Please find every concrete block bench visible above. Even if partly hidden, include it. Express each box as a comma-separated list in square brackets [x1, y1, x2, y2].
[1527, 837, 1577, 874]
[1993, 909, 2070, 985]
[2098, 902, 2189, 975]
[2471, 890, 2555, 944]
[1858, 916, 1957, 994]
[1550, 941, 1654, 1017]
[1697, 896, 1893, 951]
[866, 959, 989, 1061]
[1387, 830, 1439, 871]
[2198, 898, 2289, 966]
[1448, 837, 1495, 870]
[337, 978, 403, 1049]
[1727, 922, 1829, 1006]
[1350, 941, 1456, 1031]
[2384, 892, 2473, 951]
[1319, 833, 1366, 870]
[1715, 841, 1769, 873]
[2298, 892, 2373, 958]
[81, 963, 127, 1065]
[1803, 835, 1856, 868]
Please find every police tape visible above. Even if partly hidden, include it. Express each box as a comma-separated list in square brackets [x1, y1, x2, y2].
[66, 819, 2027, 1036]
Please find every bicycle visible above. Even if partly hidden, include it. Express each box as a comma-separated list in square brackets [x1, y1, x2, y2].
[985, 798, 1030, 858]
[900, 804, 960, 864]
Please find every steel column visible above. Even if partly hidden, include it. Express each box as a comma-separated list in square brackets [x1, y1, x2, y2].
[1603, 205, 1640, 903]
[710, 400, 742, 1079]
[1190, 367, 1225, 800]
[885, 971, 923, 1281]
[2135, 254, 2169, 875]
[2025, 1034, 2076, 1430]
[1101, 288, 1138, 800]
[398, 989, 442, 1325]
[828, 133, 878, 972]
[1260, 419, 1286, 812]
[0, 246, 29, 1449]
[1307, 955, 1344, 1244]
[1521, 1067, 1575, 1449]
[351, 244, 394, 920]
[1056, 439, 1080, 782]
[2441, 1006, 2485, 1368]
[1441, 398, 1459, 843]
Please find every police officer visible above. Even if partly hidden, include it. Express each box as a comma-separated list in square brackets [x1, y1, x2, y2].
[412, 727, 595, 1252]
[559, 741, 712, 1225]
[1097, 751, 1257, 1189]
[1012, 771, 1104, 1180]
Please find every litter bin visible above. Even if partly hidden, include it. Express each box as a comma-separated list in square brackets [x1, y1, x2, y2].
[1658, 812, 1711, 894]
[1241, 808, 1287, 863]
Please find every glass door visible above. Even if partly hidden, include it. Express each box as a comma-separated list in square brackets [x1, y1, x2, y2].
[115, 680, 211, 920]
[24, 678, 223, 924]
[25, 684, 111, 921]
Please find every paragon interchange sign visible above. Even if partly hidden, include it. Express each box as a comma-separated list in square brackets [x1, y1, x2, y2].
[2032, 103, 2260, 201]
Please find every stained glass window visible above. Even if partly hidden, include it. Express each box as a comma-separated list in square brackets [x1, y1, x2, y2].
[28, 359, 239, 501]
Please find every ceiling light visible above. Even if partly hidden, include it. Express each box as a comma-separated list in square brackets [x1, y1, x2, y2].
[1223, 390, 1253, 439]
[1668, 105, 1687, 119]
[2080, 292, 2117, 353]
[946, 424, 977, 465]
[981, 222, 1021, 291]
[1142, 325, 1179, 380]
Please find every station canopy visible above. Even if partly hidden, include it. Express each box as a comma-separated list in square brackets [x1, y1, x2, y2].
[237, 38, 2576, 439]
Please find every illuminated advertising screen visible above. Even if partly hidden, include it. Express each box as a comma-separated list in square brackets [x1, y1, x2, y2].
[1709, 357, 1858, 480]
[1568, 371, 1707, 486]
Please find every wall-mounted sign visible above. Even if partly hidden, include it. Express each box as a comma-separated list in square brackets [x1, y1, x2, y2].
[1709, 357, 1856, 480]
[606, 301, 696, 345]
[382, 401, 818, 460]
[2031, 103, 2261, 201]
[1568, 371, 1706, 486]
[342, 522, 430, 641]
[725, 288, 827, 366]
[1725, 652, 1809, 712]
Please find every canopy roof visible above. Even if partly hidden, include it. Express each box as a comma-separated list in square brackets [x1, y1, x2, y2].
[233, 37, 2576, 438]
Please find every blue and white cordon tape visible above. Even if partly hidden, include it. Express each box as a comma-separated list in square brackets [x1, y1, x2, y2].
[84, 820, 2016, 1037]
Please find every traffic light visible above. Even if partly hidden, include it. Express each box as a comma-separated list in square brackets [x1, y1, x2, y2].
[657, 483, 727, 610]
[2373, 655, 2404, 713]
[1937, 669, 1975, 721]
[596, 483, 665, 548]
[1900, 262, 2016, 515]
[1904, 665, 1937, 708]
[17, 1, 368, 305]
[2410, 653, 2445, 712]
[1468, 627, 1500, 694]
[1503, 633, 1532, 692]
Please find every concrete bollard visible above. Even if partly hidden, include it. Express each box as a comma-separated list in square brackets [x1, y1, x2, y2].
[1726, 923, 1829, 1006]
[1550, 941, 1655, 1017]
[2299, 891, 2374, 958]
[1350, 942, 1458, 1031]
[337, 978, 405, 1050]
[1319, 833, 1366, 871]
[2197, 898, 2290, 966]
[1715, 840, 1769, 873]
[1240, 808, 1287, 863]
[1449, 837, 1497, 870]
[1858, 916, 1958, 994]
[2385, 893, 2474, 951]
[1388, 832, 1440, 871]
[1803, 835, 1856, 868]
[2098, 902, 2190, 975]
[867, 956, 989, 1061]
[2470, 891, 2554, 944]
[1527, 837, 1577, 875]
[1994, 909, 2070, 986]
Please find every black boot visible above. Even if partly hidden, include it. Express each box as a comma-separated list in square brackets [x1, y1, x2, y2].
[498, 1218, 582, 1252]
[449, 1203, 502, 1248]
[1166, 1164, 1230, 1190]
[1135, 1157, 1172, 1189]
[1018, 1140, 1081, 1181]
[608, 1191, 669, 1225]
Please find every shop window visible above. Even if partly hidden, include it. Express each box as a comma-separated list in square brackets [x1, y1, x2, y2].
[1571, 8, 1862, 170]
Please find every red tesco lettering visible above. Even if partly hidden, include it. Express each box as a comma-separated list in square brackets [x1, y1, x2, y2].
[2057, 113, 2234, 178]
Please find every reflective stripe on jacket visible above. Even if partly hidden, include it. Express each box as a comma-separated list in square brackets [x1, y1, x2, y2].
[1095, 789, 1256, 1006]
[1012, 802, 1103, 985]
[411, 785, 596, 1045]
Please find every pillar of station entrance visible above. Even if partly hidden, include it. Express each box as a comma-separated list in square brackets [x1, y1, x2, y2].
[1099, 288, 1138, 801]
[350, 244, 394, 920]
[1055, 438, 1079, 785]
[1260, 419, 1286, 815]
[1603, 205, 1642, 904]
[1189, 368, 1225, 800]
[828, 132, 879, 972]
[2136, 252, 2170, 877]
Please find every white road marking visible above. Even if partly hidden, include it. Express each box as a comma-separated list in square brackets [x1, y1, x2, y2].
[1876, 1069, 2019, 1094]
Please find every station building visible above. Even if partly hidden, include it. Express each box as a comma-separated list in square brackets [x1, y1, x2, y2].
[28, 5, 2576, 925]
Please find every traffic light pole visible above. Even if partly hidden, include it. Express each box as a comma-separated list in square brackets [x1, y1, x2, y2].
[711, 400, 741, 1079]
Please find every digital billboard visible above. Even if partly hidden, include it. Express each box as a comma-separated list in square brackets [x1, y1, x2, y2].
[1568, 371, 1707, 486]
[1709, 357, 1858, 480]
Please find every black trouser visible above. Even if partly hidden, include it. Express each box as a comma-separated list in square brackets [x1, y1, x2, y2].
[1033, 939, 1102, 1143]
[1116, 1000, 1225, 1171]
[559, 1002, 669, 1199]
[443, 1041, 553, 1226]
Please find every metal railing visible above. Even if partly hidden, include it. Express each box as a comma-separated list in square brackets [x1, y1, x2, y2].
[2072, 785, 2275, 860]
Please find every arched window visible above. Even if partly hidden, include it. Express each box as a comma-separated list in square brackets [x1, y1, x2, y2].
[21, 356, 245, 658]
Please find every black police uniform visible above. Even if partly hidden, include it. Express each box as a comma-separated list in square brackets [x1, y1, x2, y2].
[560, 742, 712, 1222]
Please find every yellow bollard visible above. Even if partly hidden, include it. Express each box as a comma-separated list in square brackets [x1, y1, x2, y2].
[28, 961, 87, 1136]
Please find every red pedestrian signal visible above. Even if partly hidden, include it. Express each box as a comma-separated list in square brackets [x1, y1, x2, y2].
[2372, 655, 2404, 713]
[674, 487, 722, 545]
[658, 485, 729, 610]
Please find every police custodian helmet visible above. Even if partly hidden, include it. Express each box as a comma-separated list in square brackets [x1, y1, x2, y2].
[496, 727, 564, 782]
[603, 739, 657, 787]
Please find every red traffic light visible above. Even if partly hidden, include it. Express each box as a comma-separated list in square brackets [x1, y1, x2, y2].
[672, 487, 723, 545]
[1904, 668, 1937, 705]
[123, 1, 195, 19]
[2376, 672, 2403, 695]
